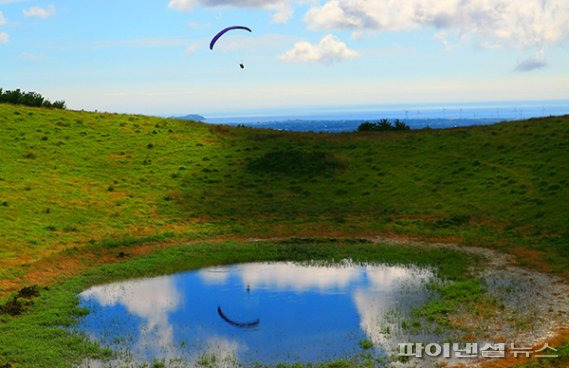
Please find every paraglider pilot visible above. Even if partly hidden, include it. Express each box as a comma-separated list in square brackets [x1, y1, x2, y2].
[209, 26, 252, 71]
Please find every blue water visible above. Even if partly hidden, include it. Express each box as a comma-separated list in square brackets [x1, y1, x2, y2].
[77, 262, 435, 367]
[197, 100, 569, 132]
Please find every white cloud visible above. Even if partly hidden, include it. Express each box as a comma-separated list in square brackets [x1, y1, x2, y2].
[0, 32, 8, 44]
[198, 266, 232, 284]
[280, 34, 359, 64]
[353, 266, 433, 349]
[168, 0, 293, 23]
[186, 44, 198, 57]
[81, 276, 182, 322]
[0, 11, 6, 26]
[81, 276, 182, 359]
[270, 2, 293, 24]
[515, 51, 547, 72]
[239, 262, 360, 292]
[80, 276, 246, 366]
[23, 4, 56, 19]
[211, 33, 297, 52]
[168, 0, 197, 11]
[20, 52, 44, 61]
[199, 262, 361, 291]
[305, 0, 569, 51]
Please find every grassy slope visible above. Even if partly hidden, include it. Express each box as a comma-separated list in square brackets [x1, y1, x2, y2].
[1, 103, 568, 286]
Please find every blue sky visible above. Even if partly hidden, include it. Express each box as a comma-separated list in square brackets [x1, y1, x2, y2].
[0, 0, 568, 116]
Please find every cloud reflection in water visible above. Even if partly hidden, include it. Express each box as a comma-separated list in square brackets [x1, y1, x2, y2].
[79, 262, 434, 367]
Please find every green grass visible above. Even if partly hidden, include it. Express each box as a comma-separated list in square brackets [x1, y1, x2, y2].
[514, 342, 569, 367]
[1, 103, 568, 367]
[247, 150, 344, 176]
[358, 339, 374, 350]
[0, 239, 473, 368]
[414, 279, 487, 326]
[100, 231, 176, 248]
[1, 104, 568, 280]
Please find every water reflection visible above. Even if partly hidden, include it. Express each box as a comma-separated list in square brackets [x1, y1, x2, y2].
[355, 266, 434, 349]
[78, 262, 434, 367]
[236, 262, 361, 292]
[80, 276, 183, 361]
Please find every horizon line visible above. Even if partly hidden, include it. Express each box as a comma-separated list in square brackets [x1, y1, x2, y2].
[198, 98, 569, 120]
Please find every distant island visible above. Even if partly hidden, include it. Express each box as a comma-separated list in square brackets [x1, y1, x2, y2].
[173, 114, 206, 121]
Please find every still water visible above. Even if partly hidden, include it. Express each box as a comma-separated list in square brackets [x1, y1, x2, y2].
[77, 262, 435, 367]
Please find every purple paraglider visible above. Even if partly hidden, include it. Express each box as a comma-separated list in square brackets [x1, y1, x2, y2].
[209, 26, 252, 50]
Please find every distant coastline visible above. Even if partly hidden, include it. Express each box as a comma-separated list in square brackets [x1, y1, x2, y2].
[214, 118, 503, 133]
[174, 100, 569, 133]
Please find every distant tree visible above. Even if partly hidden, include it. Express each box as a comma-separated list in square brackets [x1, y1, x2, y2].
[393, 119, 410, 131]
[356, 119, 410, 132]
[51, 100, 66, 109]
[377, 119, 393, 131]
[0, 88, 66, 109]
[357, 122, 377, 132]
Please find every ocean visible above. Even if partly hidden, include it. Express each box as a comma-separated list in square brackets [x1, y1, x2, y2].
[198, 100, 569, 133]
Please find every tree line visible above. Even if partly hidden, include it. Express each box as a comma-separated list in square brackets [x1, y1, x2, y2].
[357, 119, 410, 132]
[0, 88, 66, 109]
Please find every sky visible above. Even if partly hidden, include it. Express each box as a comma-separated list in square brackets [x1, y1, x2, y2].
[0, 0, 568, 116]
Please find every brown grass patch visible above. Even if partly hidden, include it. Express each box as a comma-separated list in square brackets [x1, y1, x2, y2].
[476, 328, 569, 368]
[511, 246, 552, 273]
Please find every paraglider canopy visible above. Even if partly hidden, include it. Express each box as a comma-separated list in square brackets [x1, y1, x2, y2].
[210, 26, 252, 50]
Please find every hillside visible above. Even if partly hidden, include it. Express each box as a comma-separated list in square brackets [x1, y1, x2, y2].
[1, 104, 568, 292]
